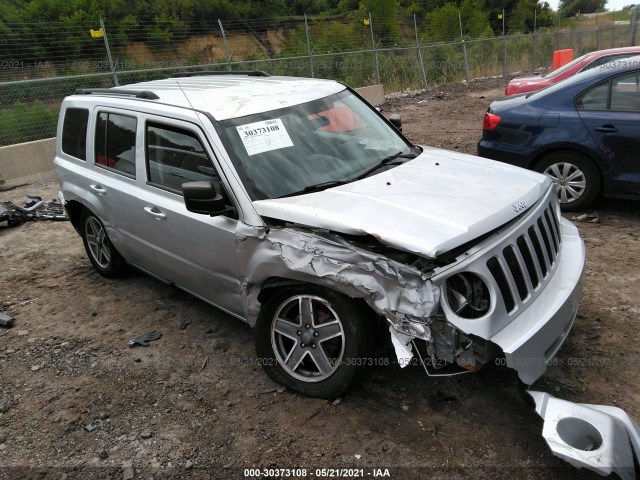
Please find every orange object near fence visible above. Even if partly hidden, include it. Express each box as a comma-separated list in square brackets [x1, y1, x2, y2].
[550, 49, 573, 71]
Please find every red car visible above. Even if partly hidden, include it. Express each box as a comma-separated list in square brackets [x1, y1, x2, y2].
[505, 46, 640, 95]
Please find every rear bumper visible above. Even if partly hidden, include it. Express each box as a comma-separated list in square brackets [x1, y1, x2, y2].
[490, 217, 585, 384]
[477, 140, 533, 168]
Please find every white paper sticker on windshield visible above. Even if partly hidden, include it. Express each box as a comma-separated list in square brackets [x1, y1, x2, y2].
[236, 119, 293, 156]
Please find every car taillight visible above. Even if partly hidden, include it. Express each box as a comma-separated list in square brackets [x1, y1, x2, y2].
[483, 112, 501, 130]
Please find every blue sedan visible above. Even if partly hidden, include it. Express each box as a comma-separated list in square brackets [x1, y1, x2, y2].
[478, 56, 640, 210]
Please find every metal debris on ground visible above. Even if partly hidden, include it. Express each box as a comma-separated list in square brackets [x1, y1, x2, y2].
[128, 330, 162, 347]
[0, 195, 68, 227]
[571, 213, 599, 223]
[0, 312, 15, 328]
[84, 421, 101, 432]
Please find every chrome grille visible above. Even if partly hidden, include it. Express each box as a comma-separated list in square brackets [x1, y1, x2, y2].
[487, 200, 562, 314]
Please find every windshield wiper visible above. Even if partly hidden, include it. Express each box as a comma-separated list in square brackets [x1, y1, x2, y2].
[277, 179, 350, 198]
[356, 150, 418, 180]
[276, 146, 421, 199]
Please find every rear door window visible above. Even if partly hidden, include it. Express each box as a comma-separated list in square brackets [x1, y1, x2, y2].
[94, 113, 137, 177]
[576, 81, 609, 110]
[61, 108, 89, 160]
[576, 71, 640, 111]
[611, 73, 640, 111]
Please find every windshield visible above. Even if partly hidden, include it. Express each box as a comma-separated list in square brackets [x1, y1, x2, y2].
[543, 54, 588, 78]
[217, 89, 413, 200]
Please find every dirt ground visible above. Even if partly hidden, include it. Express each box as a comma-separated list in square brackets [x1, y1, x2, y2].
[1, 77, 639, 480]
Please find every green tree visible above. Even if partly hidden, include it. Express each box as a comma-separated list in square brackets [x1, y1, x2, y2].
[459, 0, 490, 36]
[360, 0, 400, 44]
[510, 0, 554, 31]
[559, 0, 606, 16]
[425, 3, 459, 41]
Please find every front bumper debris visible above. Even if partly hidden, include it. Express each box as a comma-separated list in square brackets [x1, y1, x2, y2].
[529, 390, 640, 480]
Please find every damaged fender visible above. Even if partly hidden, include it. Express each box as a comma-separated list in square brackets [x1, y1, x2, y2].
[528, 390, 640, 480]
[235, 223, 439, 333]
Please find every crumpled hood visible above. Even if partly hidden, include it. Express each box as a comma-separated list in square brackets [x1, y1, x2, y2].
[253, 147, 551, 258]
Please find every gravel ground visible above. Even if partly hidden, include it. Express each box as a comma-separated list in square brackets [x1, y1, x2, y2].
[1, 76, 639, 480]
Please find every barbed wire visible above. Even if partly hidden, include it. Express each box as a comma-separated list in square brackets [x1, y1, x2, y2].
[0, 11, 635, 146]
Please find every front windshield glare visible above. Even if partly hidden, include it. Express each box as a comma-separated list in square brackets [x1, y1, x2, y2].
[219, 89, 412, 199]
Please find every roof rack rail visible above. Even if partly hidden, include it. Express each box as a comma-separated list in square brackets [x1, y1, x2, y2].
[170, 70, 270, 78]
[74, 88, 160, 100]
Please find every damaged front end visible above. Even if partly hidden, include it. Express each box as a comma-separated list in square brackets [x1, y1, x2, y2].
[241, 182, 583, 388]
[389, 184, 585, 384]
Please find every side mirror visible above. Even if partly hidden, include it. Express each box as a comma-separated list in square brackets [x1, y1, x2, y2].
[182, 181, 233, 216]
[389, 113, 402, 132]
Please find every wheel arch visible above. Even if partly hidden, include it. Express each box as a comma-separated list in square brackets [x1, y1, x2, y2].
[531, 146, 605, 193]
[63, 199, 87, 235]
[254, 276, 384, 343]
[531, 145, 605, 178]
[256, 276, 376, 319]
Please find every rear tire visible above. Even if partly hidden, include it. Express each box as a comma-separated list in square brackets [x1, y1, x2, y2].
[81, 210, 127, 278]
[255, 285, 370, 399]
[535, 152, 600, 211]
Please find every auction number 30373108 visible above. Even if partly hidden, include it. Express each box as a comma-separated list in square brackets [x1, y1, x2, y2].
[243, 468, 392, 477]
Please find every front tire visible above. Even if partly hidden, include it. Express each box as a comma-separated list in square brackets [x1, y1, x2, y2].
[81, 210, 127, 278]
[255, 286, 370, 399]
[535, 152, 600, 211]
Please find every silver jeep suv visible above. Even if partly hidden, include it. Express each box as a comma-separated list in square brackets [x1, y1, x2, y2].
[54, 72, 585, 399]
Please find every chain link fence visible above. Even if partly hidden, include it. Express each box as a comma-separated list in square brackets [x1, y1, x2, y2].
[0, 10, 637, 147]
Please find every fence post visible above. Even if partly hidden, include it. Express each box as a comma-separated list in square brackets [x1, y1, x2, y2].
[596, 10, 600, 50]
[100, 18, 118, 86]
[612, 11, 616, 47]
[557, 12, 561, 50]
[304, 14, 315, 78]
[458, 12, 469, 84]
[502, 10, 507, 77]
[630, 6, 638, 46]
[368, 12, 381, 84]
[532, 10, 537, 71]
[414, 14, 428, 90]
[569, 25, 574, 51]
[218, 19, 231, 71]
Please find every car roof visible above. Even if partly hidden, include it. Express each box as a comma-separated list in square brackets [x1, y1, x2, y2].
[528, 53, 640, 100]
[583, 46, 640, 59]
[71, 74, 346, 121]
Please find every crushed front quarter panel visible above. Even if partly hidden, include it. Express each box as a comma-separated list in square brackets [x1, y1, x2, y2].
[235, 222, 440, 332]
[528, 391, 640, 480]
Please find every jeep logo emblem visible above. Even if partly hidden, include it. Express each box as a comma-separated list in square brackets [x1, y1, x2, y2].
[513, 201, 528, 212]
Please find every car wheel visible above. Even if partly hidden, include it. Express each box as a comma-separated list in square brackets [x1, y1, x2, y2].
[535, 152, 600, 211]
[81, 210, 127, 277]
[255, 286, 370, 399]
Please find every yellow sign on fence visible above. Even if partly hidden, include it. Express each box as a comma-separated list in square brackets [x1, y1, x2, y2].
[90, 28, 104, 38]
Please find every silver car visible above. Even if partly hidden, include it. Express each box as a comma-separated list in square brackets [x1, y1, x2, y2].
[54, 72, 585, 399]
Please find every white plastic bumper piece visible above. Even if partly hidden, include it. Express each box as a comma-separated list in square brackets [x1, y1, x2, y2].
[528, 390, 640, 480]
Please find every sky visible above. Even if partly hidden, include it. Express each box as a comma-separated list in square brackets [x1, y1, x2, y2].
[546, 0, 635, 12]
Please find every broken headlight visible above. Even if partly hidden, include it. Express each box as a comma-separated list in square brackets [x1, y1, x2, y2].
[445, 272, 490, 319]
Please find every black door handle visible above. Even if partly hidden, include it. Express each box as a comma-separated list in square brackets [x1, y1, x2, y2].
[595, 124, 618, 133]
